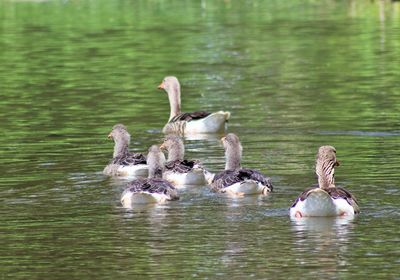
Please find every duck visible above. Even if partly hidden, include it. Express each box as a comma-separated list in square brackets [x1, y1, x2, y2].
[210, 133, 273, 195]
[103, 124, 148, 177]
[121, 145, 179, 206]
[158, 76, 231, 135]
[290, 146, 360, 218]
[160, 135, 207, 186]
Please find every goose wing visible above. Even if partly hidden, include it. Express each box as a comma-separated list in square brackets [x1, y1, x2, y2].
[290, 187, 316, 208]
[240, 168, 273, 191]
[124, 178, 179, 200]
[164, 159, 199, 173]
[211, 169, 272, 192]
[111, 152, 146, 166]
[169, 111, 211, 123]
[327, 187, 360, 214]
[290, 185, 359, 214]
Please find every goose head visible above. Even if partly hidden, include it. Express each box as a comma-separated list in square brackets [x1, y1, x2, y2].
[158, 76, 181, 120]
[315, 145, 340, 189]
[158, 76, 180, 92]
[147, 145, 166, 179]
[221, 133, 242, 170]
[108, 124, 131, 158]
[160, 135, 185, 162]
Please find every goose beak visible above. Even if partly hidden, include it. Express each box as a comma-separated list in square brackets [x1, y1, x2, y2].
[220, 136, 226, 143]
[159, 143, 166, 150]
[107, 133, 112, 139]
[158, 82, 165, 90]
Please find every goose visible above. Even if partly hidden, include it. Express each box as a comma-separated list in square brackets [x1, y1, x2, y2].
[290, 146, 360, 218]
[158, 76, 230, 135]
[103, 124, 148, 177]
[160, 135, 207, 186]
[121, 145, 179, 206]
[210, 133, 273, 195]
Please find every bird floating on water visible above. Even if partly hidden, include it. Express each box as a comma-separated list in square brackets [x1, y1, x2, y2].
[290, 145, 360, 218]
[158, 76, 230, 135]
[121, 145, 179, 206]
[103, 124, 148, 177]
[210, 133, 273, 196]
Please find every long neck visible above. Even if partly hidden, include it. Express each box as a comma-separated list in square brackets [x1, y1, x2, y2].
[167, 143, 184, 162]
[147, 152, 165, 179]
[167, 86, 181, 121]
[113, 140, 129, 158]
[316, 159, 336, 189]
[225, 145, 242, 170]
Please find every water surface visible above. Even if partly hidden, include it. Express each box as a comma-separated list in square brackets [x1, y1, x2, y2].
[1, 0, 399, 279]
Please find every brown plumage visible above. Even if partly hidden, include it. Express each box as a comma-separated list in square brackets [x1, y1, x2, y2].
[121, 145, 179, 204]
[103, 124, 146, 176]
[158, 76, 230, 135]
[169, 111, 211, 123]
[290, 145, 360, 217]
[160, 135, 203, 174]
[211, 133, 273, 194]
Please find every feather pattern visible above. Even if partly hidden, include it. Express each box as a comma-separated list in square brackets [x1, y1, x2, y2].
[158, 76, 229, 135]
[160, 135, 206, 186]
[122, 178, 179, 201]
[210, 133, 273, 195]
[290, 146, 359, 217]
[290, 185, 359, 214]
[211, 168, 273, 192]
[110, 151, 146, 166]
[163, 121, 186, 135]
[169, 111, 211, 122]
[103, 124, 148, 177]
[164, 159, 201, 174]
[120, 145, 179, 206]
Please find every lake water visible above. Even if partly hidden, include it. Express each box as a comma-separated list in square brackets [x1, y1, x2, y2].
[1, 0, 399, 279]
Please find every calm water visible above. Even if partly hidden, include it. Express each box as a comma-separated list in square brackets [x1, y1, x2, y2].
[1, 0, 399, 279]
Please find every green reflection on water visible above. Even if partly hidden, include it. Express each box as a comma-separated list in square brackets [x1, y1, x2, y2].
[1, 0, 399, 279]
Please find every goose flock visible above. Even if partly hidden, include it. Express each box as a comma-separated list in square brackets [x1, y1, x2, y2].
[104, 76, 360, 218]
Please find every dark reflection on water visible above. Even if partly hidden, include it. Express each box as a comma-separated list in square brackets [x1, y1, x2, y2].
[1, 0, 400, 279]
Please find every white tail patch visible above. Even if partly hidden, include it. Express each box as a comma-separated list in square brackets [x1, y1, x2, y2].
[225, 180, 268, 196]
[117, 164, 149, 177]
[290, 189, 353, 217]
[163, 169, 206, 187]
[184, 111, 230, 134]
[121, 192, 167, 207]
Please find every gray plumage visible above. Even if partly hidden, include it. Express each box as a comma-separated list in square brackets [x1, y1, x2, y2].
[158, 76, 214, 135]
[121, 145, 179, 201]
[161, 135, 202, 174]
[290, 145, 359, 213]
[103, 124, 146, 176]
[211, 168, 273, 192]
[211, 133, 273, 193]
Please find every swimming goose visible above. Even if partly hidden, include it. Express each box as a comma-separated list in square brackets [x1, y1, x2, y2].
[160, 135, 207, 186]
[103, 124, 148, 177]
[158, 76, 230, 135]
[121, 145, 179, 206]
[290, 146, 360, 218]
[210, 133, 273, 195]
